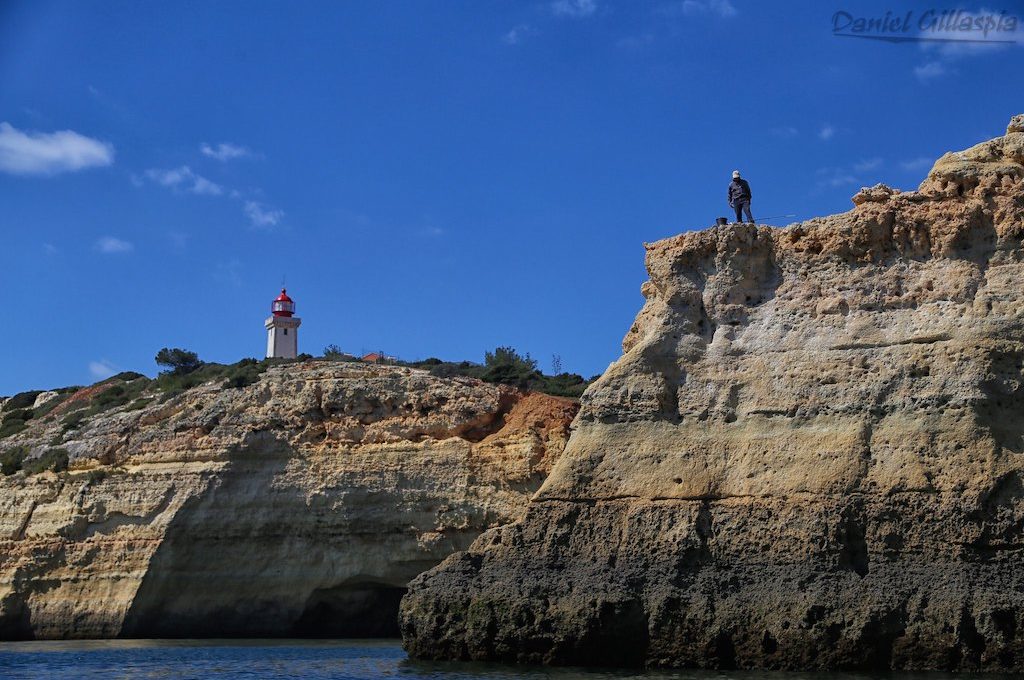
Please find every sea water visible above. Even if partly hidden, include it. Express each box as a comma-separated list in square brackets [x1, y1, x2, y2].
[0, 639, 1007, 680]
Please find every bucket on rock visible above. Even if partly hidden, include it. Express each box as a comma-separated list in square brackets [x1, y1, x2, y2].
[716, 217, 729, 226]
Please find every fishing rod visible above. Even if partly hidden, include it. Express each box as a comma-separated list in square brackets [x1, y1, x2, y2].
[757, 214, 797, 222]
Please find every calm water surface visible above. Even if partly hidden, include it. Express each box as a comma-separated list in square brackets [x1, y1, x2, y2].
[0, 639, 1007, 680]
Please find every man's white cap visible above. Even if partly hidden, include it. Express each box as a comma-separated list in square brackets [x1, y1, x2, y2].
[732, 170, 741, 178]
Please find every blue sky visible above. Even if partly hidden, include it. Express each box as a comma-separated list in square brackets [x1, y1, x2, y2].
[1, 1, 1021, 394]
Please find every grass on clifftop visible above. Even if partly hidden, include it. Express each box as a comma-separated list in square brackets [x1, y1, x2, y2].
[325, 344, 597, 398]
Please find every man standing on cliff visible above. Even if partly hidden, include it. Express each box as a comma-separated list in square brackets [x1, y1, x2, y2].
[728, 170, 754, 223]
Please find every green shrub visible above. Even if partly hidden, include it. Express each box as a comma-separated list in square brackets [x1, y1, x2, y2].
[0, 419, 28, 439]
[223, 359, 271, 389]
[398, 349, 594, 398]
[24, 448, 69, 475]
[1, 446, 28, 475]
[481, 347, 540, 389]
[126, 397, 155, 411]
[155, 361, 226, 393]
[532, 372, 590, 398]
[61, 410, 88, 432]
[155, 347, 202, 374]
[6, 391, 42, 411]
[109, 371, 146, 382]
[93, 384, 126, 405]
[160, 388, 184, 403]
[3, 408, 33, 424]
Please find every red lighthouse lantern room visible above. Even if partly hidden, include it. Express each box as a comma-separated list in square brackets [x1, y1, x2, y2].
[272, 289, 295, 317]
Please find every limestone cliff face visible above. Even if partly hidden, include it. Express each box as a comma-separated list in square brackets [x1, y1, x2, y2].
[0, 362, 577, 639]
[401, 116, 1024, 671]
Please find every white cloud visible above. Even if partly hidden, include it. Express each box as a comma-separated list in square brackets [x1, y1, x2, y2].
[0, 122, 114, 176]
[503, 24, 538, 45]
[144, 165, 223, 196]
[921, 9, 1023, 57]
[914, 61, 947, 81]
[200, 142, 251, 161]
[552, 0, 596, 18]
[853, 158, 883, 173]
[818, 124, 835, 141]
[771, 126, 799, 138]
[89, 359, 119, 379]
[911, 10, 1023, 79]
[244, 201, 284, 229]
[901, 157, 933, 171]
[43, 243, 58, 255]
[95, 236, 134, 254]
[816, 167, 859, 188]
[190, 175, 223, 196]
[681, 0, 737, 18]
[146, 166, 190, 187]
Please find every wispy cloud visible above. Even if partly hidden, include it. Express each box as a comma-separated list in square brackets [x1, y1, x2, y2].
[190, 175, 223, 196]
[244, 201, 284, 229]
[818, 124, 835, 141]
[200, 142, 251, 161]
[503, 24, 538, 45]
[914, 61, 947, 81]
[853, 158, 883, 173]
[911, 9, 1024, 79]
[43, 243, 58, 255]
[922, 10, 1023, 57]
[144, 165, 223, 196]
[0, 122, 114, 176]
[679, 0, 737, 18]
[89, 359, 119, 379]
[816, 166, 859, 188]
[901, 157, 933, 171]
[95, 236, 134, 254]
[552, 0, 596, 18]
[771, 126, 799, 138]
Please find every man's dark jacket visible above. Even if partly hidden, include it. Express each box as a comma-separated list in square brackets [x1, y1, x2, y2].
[728, 178, 752, 207]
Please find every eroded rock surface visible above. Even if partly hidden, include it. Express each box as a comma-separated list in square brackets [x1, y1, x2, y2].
[400, 115, 1024, 671]
[0, 362, 577, 639]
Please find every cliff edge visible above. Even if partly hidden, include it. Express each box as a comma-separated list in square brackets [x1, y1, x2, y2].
[0, 361, 577, 639]
[400, 115, 1024, 670]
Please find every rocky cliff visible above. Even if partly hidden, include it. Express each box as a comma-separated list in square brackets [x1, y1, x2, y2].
[400, 115, 1024, 671]
[0, 361, 577, 639]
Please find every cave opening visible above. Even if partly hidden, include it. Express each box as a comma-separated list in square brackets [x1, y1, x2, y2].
[291, 583, 407, 638]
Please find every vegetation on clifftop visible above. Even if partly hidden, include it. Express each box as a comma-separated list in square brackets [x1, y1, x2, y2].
[0, 345, 593, 467]
[325, 345, 597, 398]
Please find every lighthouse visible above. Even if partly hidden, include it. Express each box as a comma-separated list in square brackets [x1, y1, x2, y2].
[265, 288, 301, 359]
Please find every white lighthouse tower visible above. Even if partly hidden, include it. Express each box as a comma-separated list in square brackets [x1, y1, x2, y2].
[265, 288, 301, 359]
